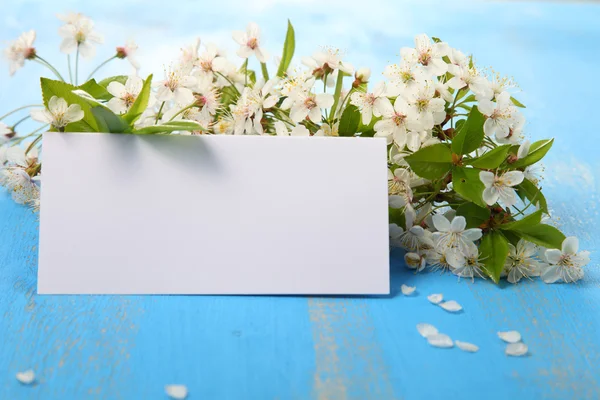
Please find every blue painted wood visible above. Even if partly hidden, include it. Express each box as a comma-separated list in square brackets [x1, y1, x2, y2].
[2, 1, 600, 399]
[1, 191, 599, 399]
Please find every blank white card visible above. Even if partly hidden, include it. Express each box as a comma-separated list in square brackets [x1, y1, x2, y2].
[38, 132, 390, 294]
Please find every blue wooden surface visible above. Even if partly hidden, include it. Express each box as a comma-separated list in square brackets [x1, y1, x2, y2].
[2, 1, 600, 399]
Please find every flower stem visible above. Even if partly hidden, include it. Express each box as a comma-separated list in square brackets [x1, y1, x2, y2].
[34, 56, 65, 81]
[75, 46, 80, 86]
[330, 72, 346, 122]
[215, 72, 241, 96]
[86, 55, 118, 81]
[67, 55, 74, 84]
[9, 124, 49, 145]
[243, 59, 249, 87]
[26, 134, 43, 154]
[12, 115, 31, 130]
[168, 104, 196, 122]
[155, 102, 166, 124]
[260, 62, 269, 81]
[0, 105, 42, 121]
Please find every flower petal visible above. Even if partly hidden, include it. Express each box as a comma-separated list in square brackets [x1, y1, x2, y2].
[427, 333, 454, 348]
[497, 330, 521, 343]
[479, 171, 495, 187]
[401, 284, 416, 296]
[416, 323, 438, 338]
[16, 369, 35, 385]
[450, 216, 466, 232]
[439, 300, 462, 312]
[505, 342, 528, 357]
[165, 384, 188, 399]
[427, 293, 443, 304]
[455, 340, 479, 353]
[432, 214, 451, 232]
[562, 236, 579, 254]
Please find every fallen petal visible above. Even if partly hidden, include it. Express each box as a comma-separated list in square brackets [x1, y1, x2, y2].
[401, 284, 416, 296]
[439, 300, 462, 312]
[416, 323, 438, 338]
[455, 340, 479, 353]
[505, 342, 528, 357]
[427, 333, 454, 348]
[427, 293, 443, 304]
[498, 330, 522, 343]
[165, 384, 188, 399]
[16, 370, 35, 385]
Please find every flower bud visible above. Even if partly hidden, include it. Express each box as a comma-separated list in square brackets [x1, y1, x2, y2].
[405, 252, 426, 271]
[116, 46, 127, 59]
[355, 67, 371, 83]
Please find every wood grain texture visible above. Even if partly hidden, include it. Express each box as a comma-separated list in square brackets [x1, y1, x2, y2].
[1, 190, 598, 399]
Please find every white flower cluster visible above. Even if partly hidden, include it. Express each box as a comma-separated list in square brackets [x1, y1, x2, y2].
[0, 16, 591, 284]
[391, 216, 590, 284]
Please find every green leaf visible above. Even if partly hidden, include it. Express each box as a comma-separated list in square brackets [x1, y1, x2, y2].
[517, 178, 549, 214]
[98, 75, 128, 88]
[404, 144, 453, 180]
[276, 20, 295, 77]
[466, 144, 511, 169]
[456, 203, 490, 229]
[510, 96, 526, 108]
[91, 106, 130, 133]
[64, 120, 96, 132]
[388, 207, 406, 228]
[338, 105, 361, 136]
[123, 74, 153, 125]
[510, 139, 553, 168]
[479, 231, 510, 283]
[501, 229, 522, 246]
[499, 210, 543, 231]
[132, 120, 202, 135]
[40, 77, 99, 132]
[452, 167, 487, 208]
[330, 72, 347, 121]
[451, 106, 485, 155]
[78, 79, 112, 101]
[511, 223, 565, 249]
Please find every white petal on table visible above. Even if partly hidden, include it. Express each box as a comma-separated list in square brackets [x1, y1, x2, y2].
[416, 323, 439, 338]
[505, 342, 528, 357]
[427, 293, 443, 304]
[455, 340, 479, 353]
[427, 333, 454, 348]
[439, 300, 462, 312]
[16, 369, 35, 385]
[497, 330, 522, 343]
[401, 284, 416, 296]
[165, 384, 188, 399]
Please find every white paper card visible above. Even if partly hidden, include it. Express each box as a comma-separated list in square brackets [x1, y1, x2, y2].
[38, 132, 390, 295]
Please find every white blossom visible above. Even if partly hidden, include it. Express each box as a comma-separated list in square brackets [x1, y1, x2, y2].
[4, 30, 36, 76]
[58, 14, 104, 58]
[116, 39, 140, 70]
[374, 96, 421, 147]
[503, 240, 541, 284]
[480, 170, 524, 207]
[107, 76, 147, 115]
[233, 22, 269, 63]
[401, 34, 449, 76]
[349, 82, 393, 125]
[30, 96, 84, 129]
[541, 236, 590, 283]
[156, 66, 197, 105]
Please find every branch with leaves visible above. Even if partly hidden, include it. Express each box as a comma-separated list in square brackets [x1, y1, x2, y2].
[0, 14, 590, 285]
